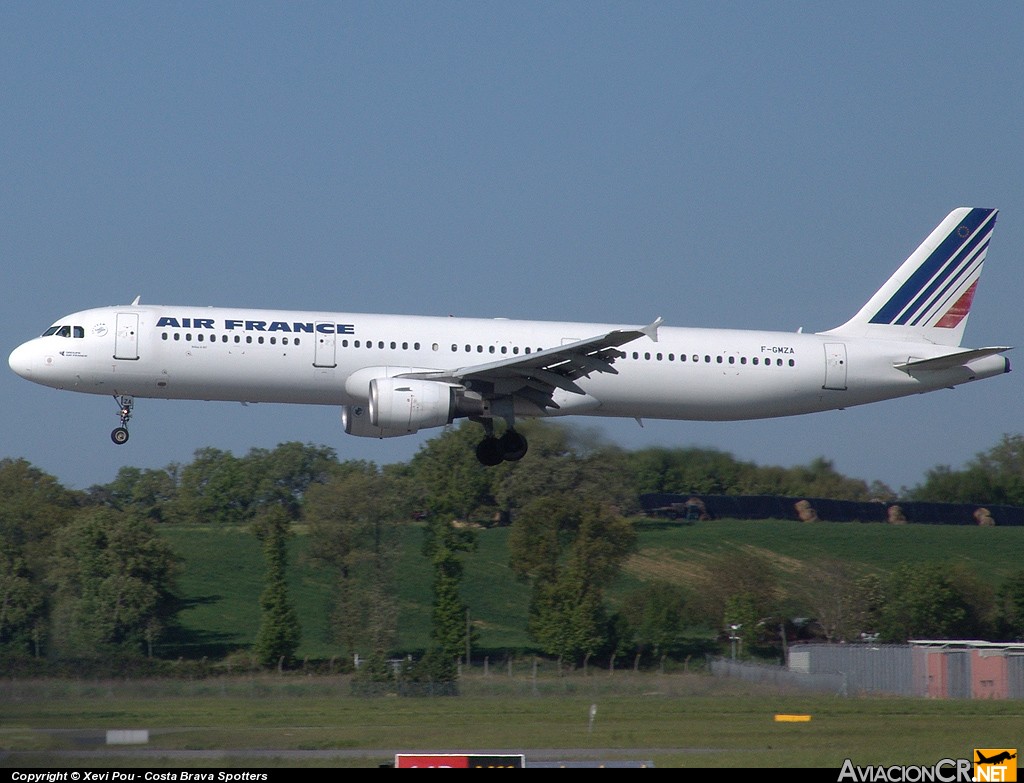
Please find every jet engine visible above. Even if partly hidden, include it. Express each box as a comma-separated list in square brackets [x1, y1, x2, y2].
[368, 377, 456, 434]
[341, 404, 409, 438]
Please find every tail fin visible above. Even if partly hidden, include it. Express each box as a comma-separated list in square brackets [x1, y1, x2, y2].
[825, 207, 997, 346]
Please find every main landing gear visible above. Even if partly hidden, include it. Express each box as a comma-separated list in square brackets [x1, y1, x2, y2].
[111, 395, 134, 445]
[474, 420, 529, 466]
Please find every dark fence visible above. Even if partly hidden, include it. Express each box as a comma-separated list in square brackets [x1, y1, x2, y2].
[639, 493, 1024, 526]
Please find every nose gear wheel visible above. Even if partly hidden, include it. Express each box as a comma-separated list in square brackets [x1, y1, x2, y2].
[111, 395, 134, 445]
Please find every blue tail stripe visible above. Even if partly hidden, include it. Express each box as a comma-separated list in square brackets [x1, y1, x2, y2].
[895, 224, 991, 326]
[907, 238, 989, 327]
[869, 208, 995, 325]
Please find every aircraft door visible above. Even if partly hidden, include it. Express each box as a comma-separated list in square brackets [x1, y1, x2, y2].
[114, 313, 139, 360]
[823, 343, 848, 390]
[313, 322, 337, 368]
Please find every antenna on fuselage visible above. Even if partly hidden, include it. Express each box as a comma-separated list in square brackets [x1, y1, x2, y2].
[130, 295, 141, 306]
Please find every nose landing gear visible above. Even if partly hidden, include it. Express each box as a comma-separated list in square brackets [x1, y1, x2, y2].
[111, 395, 134, 445]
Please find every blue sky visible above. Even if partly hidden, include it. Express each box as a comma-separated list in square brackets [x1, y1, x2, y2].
[2, 2, 1022, 492]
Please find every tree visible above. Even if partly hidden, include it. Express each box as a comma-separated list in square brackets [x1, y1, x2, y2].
[0, 545, 45, 654]
[422, 517, 477, 662]
[619, 581, 688, 660]
[910, 434, 1024, 505]
[87, 465, 179, 523]
[0, 459, 81, 656]
[172, 448, 255, 525]
[877, 564, 995, 642]
[509, 497, 635, 664]
[49, 510, 177, 657]
[0, 458, 81, 568]
[799, 560, 866, 642]
[495, 422, 638, 518]
[408, 422, 500, 522]
[306, 462, 404, 659]
[689, 550, 779, 639]
[997, 571, 1024, 640]
[246, 442, 337, 518]
[252, 506, 301, 667]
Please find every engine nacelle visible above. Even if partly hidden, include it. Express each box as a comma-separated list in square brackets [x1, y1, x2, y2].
[368, 377, 456, 434]
[341, 404, 411, 439]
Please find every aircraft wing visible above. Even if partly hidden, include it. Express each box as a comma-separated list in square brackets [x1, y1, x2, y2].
[400, 317, 662, 411]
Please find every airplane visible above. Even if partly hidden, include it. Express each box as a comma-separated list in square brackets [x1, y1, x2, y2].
[8, 207, 1012, 466]
[976, 751, 1016, 765]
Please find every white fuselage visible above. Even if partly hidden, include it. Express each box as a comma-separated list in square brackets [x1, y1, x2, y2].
[8, 304, 1009, 423]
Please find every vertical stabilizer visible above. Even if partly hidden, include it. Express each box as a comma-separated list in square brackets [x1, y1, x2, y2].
[824, 207, 997, 346]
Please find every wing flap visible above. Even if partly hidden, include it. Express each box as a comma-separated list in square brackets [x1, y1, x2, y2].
[399, 318, 661, 409]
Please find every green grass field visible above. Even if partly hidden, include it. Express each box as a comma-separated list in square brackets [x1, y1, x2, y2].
[2, 674, 1021, 768]
[159, 518, 1024, 660]
[5, 520, 1022, 769]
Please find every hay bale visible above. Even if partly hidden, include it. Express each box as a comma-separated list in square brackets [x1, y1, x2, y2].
[887, 505, 907, 525]
[794, 499, 819, 522]
[973, 508, 995, 526]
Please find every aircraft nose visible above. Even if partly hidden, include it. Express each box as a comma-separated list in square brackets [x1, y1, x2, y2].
[8, 341, 35, 379]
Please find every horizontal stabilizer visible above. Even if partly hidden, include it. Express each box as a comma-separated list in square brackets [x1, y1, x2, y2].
[894, 346, 1012, 372]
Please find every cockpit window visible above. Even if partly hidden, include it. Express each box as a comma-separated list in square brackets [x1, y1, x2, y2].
[41, 325, 84, 338]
